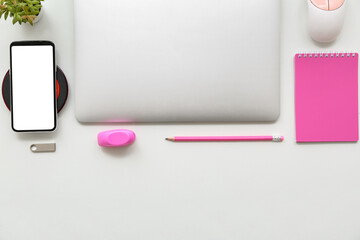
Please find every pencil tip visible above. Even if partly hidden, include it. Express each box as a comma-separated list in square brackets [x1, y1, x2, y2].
[166, 138, 174, 141]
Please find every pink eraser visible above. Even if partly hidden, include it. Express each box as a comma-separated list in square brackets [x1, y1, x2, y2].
[97, 129, 136, 147]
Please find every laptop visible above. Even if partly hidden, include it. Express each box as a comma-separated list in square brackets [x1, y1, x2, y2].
[74, 0, 280, 122]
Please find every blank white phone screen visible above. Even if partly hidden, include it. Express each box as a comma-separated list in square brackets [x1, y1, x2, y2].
[11, 45, 56, 131]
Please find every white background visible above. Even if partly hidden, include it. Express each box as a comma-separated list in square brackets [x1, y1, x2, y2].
[1, 0, 360, 239]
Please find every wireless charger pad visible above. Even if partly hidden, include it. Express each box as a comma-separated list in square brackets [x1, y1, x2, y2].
[2, 66, 68, 113]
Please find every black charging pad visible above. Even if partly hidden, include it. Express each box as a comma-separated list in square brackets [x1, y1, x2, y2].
[2, 66, 68, 113]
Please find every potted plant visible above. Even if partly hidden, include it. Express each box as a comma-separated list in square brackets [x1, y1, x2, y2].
[0, 0, 44, 26]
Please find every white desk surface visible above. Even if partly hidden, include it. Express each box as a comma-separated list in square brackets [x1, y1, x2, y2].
[1, 1, 360, 239]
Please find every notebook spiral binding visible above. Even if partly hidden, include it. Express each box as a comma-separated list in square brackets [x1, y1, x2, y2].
[297, 52, 357, 58]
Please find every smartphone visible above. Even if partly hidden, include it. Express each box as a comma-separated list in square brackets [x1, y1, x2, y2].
[10, 41, 57, 132]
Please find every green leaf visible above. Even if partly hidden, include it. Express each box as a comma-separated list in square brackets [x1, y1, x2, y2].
[0, 0, 45, 24]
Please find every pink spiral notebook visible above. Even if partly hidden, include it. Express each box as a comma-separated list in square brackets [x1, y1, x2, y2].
[295, 53, 359, 142]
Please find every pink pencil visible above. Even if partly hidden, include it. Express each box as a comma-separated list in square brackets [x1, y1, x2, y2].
[166, 136, 284, 142]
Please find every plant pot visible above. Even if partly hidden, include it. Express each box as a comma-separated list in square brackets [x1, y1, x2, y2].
[33, 7, 43, 24]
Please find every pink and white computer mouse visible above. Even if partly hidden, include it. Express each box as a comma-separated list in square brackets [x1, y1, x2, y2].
[308, 0, 346, 43]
